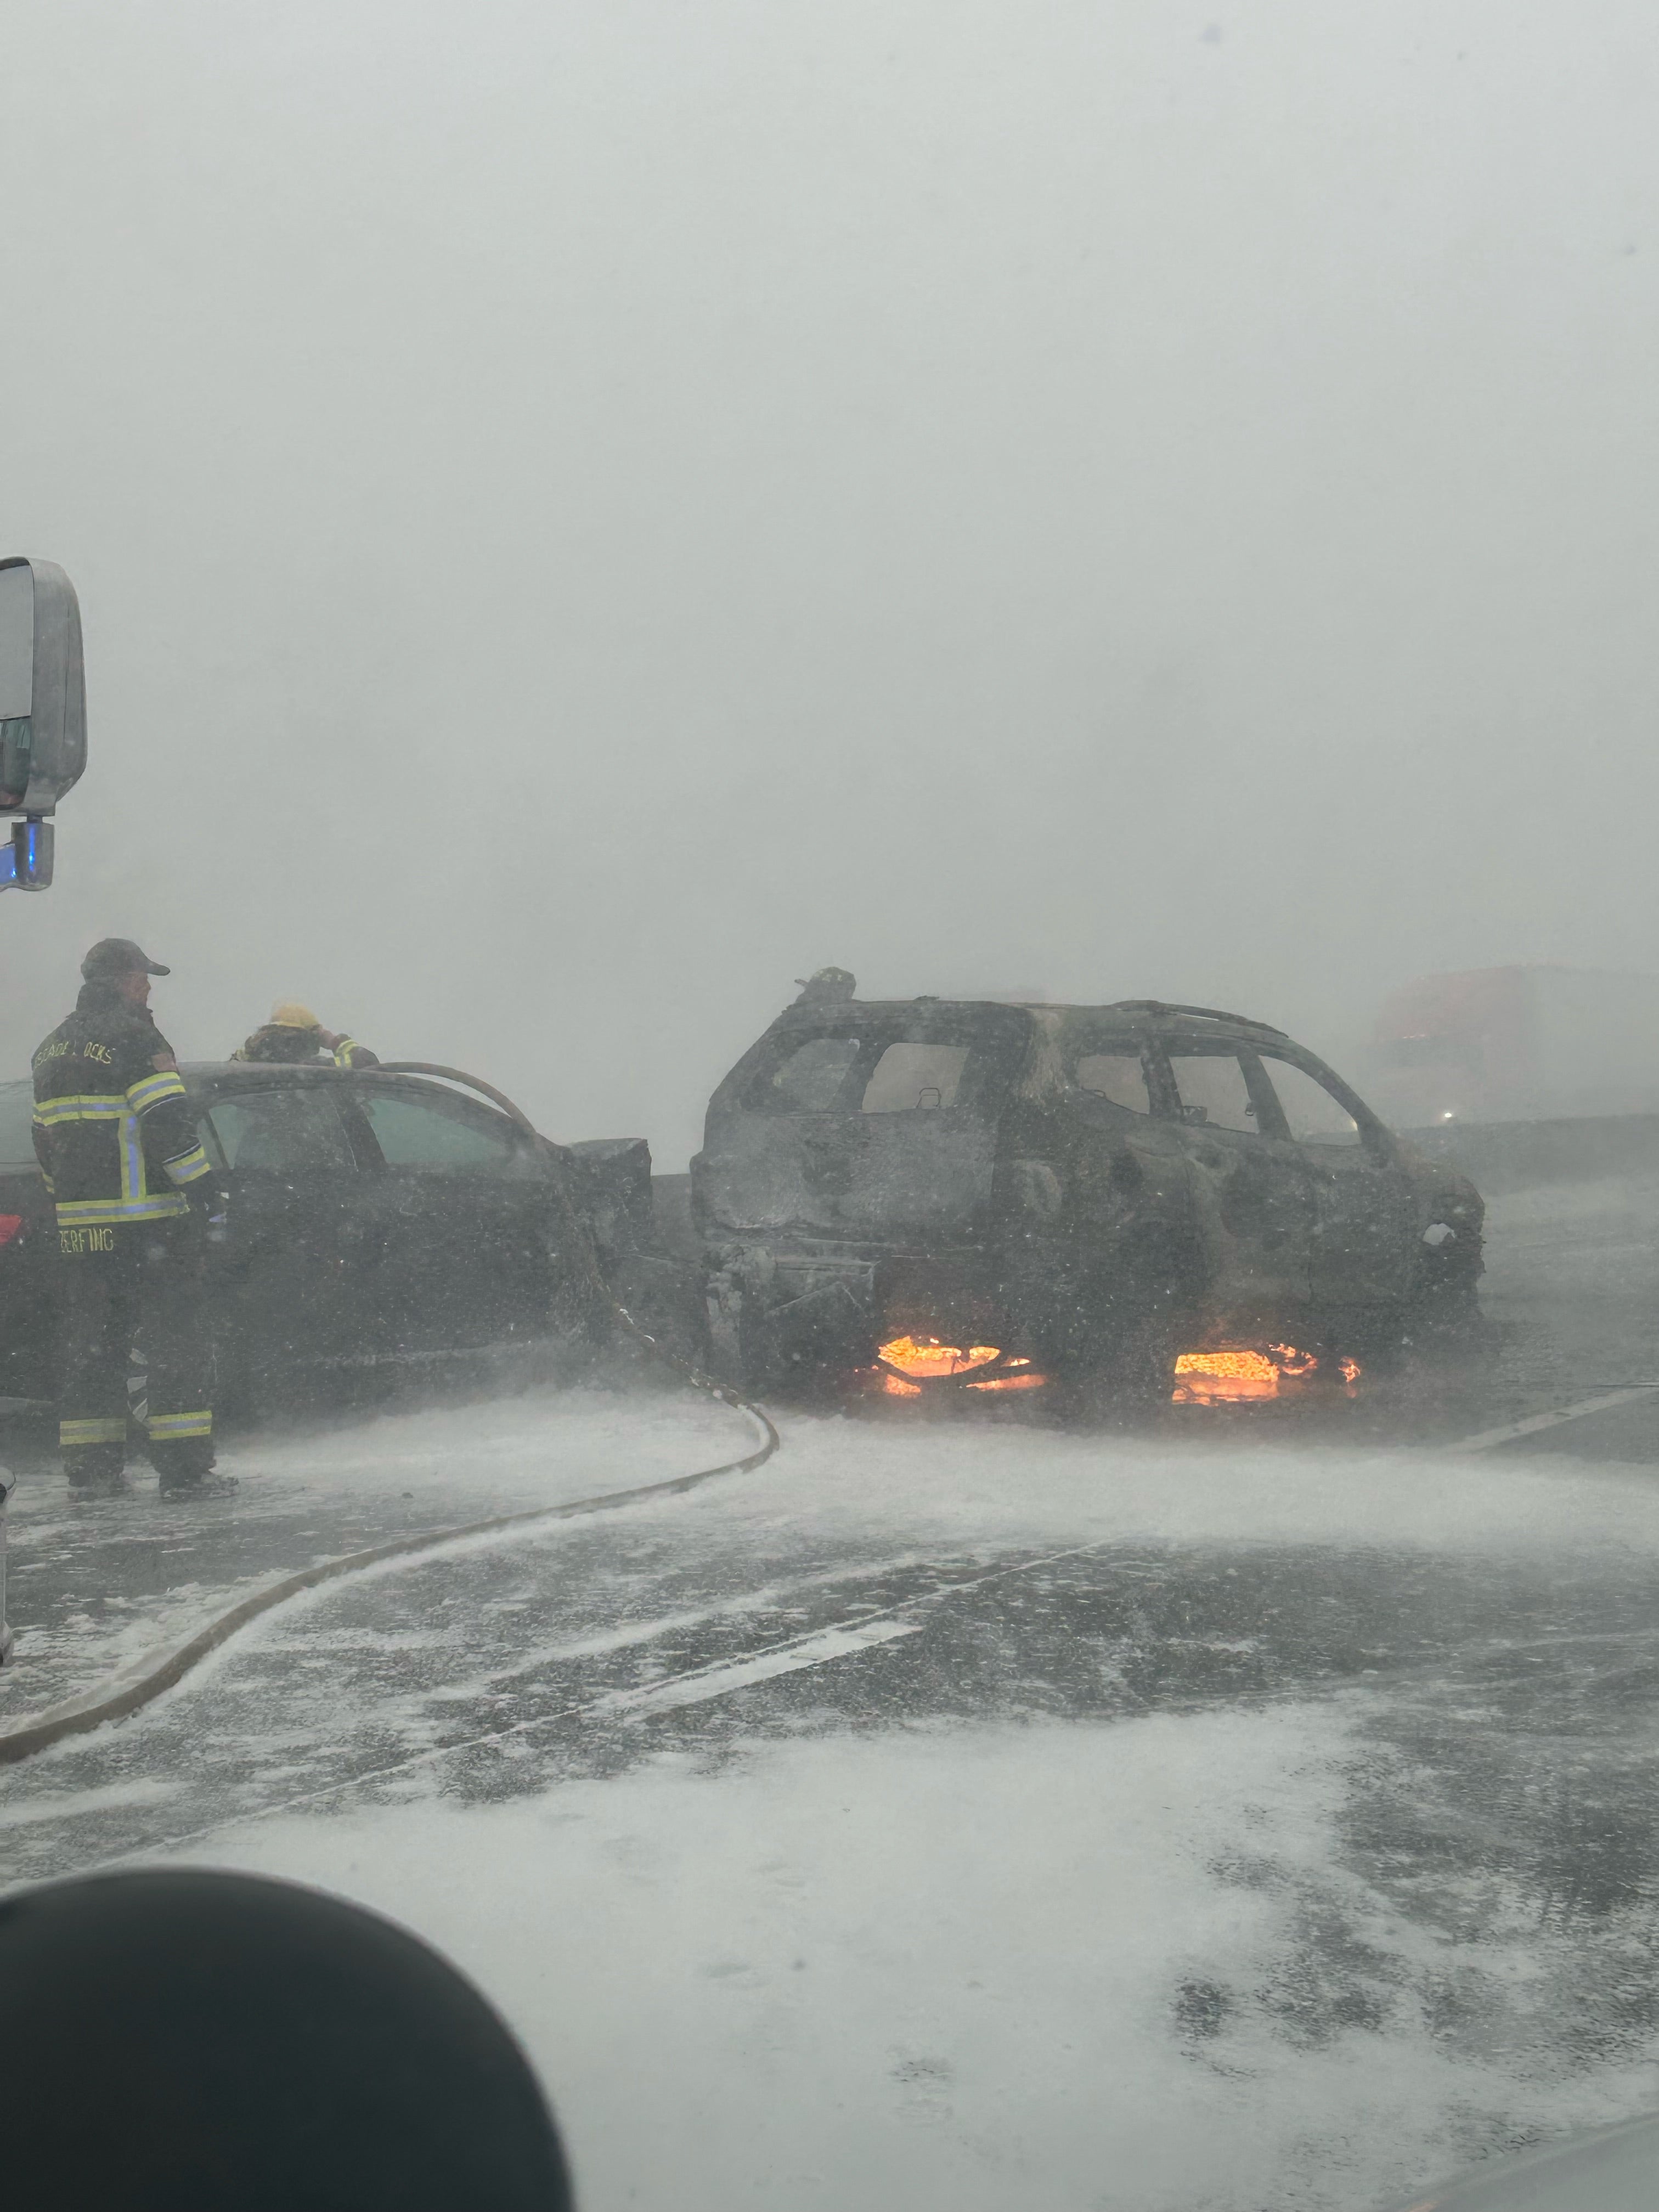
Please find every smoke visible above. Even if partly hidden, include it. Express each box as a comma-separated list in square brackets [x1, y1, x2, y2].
[3, 1, 1656, 1163]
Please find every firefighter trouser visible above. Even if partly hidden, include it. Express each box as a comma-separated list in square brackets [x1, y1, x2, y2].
[55, 1218, 213, 1483]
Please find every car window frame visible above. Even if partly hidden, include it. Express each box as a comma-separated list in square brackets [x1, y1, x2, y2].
[1253, 1045, 1396, 1159]
[750, 1033, 870, 1115]
[858, 1039, 975, 1116]
[741, 1011, 1030, 1121]
[344, 1075, 543, 1178]
[1058, 1030, 1166, 1119]
[1148, 1037, 1288, 1141]
[196, 1079, 364, 1178]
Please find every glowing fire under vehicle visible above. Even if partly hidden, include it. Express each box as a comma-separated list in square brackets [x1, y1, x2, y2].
[691, 984, 1485, 1403]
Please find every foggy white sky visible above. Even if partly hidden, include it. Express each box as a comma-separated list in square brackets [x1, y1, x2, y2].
[2, 1, 1655, 1165]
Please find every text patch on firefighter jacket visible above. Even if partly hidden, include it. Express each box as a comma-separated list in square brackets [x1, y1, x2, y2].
[32, 985, 214, 1229]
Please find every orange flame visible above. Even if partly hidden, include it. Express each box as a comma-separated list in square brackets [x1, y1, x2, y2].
[1172, 1348, 1281, 1403]
[1171, 1344, 1363, 1404]
[878, 1336, 1002, 1379]
[1268, 1342, 1319, 1378]
[870, 1337, 1047, 1396]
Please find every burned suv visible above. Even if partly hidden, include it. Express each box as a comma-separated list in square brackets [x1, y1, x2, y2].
[692, 991, 1483, 1400]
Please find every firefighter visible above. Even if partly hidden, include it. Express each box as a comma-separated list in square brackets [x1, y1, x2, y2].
[232, 1001, 379, 1069]
[32, 939, 232, 1499]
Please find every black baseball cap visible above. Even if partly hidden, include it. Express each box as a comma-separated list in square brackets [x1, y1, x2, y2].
[81, 937, 170, 980]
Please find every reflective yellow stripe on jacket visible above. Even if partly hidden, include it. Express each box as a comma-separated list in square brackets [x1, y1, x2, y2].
[33, 1060, 207, 1224]
[37, 1088, 191, 1223]
[33, 1093, 127, 1124]
[127, 1069, 189, 1114]
[54, 1195, 189, 1225]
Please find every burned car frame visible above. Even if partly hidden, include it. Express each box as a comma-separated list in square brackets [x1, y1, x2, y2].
[691, 994, 1485, 1400]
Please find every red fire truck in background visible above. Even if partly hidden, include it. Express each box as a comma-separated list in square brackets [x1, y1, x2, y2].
[1363, 967, 1659, 1128]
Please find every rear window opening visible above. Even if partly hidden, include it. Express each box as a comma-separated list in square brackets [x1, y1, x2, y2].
[748, 1019, 1020, 1116]
[861, 1043, 969, 1113]
[761, 1036, 864, 1113]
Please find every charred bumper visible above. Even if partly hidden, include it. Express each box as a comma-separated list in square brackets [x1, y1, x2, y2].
[700, 1234, 1023, 1387]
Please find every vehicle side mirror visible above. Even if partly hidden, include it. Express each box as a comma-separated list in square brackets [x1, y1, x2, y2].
[0, 558, 86, 817]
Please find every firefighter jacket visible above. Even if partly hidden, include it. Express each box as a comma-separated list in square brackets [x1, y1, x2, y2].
[232, 1025, 379, 1070]
[32, 985, 216, 1233]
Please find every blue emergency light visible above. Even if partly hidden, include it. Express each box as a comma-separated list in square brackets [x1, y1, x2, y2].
[0, 817, 52, 891]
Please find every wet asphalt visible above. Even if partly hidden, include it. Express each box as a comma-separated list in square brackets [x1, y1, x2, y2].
[5, 1479, 1659, 2105]
[3, 1183, 1659, 2106]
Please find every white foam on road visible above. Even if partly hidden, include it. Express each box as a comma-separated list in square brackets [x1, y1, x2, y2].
[0, 1383, 746, 1723]
[696, 1407, 1659, 1569]
[185, 1701, 1654, 2212]
[10, 1329, 1659, 2208]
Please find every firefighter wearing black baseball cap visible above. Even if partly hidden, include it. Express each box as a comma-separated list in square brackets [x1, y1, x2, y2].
[31, 940, 233, 1498]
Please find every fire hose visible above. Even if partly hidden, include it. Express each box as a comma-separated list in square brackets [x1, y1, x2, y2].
[0, 1064, 780, 1767]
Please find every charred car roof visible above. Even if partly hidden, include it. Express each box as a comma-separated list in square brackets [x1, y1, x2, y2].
[765, 997, 1285, 1030]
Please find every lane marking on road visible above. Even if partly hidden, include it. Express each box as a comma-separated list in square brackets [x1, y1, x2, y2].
[1452, 1385, 1659, 1455]
[0, 1404, 782, 1769]
[595, 1620, 925, 1715]
[455, 1553, 942, 1697]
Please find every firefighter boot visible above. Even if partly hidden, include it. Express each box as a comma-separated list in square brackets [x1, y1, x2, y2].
[61, 1418, 132, 1499]
[154, 1437, 238, 1499]
[66, 1459, 133, 1500]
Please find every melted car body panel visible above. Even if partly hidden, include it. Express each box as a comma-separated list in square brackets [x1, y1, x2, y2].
[693, 992, 1486, 1391]
[696, 1002, 1030, 1245]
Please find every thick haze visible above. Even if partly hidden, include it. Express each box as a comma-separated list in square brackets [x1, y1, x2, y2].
[2, 2, 1655, 1164]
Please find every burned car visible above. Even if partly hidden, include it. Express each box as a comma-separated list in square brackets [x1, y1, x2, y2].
[691, 989, 1485, 1401]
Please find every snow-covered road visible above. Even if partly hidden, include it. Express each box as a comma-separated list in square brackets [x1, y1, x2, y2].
[4, 1178, 1659, 2211]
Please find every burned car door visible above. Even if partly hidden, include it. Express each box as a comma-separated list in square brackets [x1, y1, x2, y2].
[1001, 1026, 1199, 1365]
[1254, 1049, 1419, 1311]
[344, 1079, 562, 1361]
[697, 1009, 1027, 1245]
[197, 1082, 366, 1384]
[846, 1034, 1013, 1237]
[1156, 1041, 1314, 1313]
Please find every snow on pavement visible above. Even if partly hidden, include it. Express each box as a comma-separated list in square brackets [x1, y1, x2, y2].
[0, 1381, 748, 1726]
[185, 1696, 1652, 2212]
[8, 1373, 1659, 2210]
[9, 1163, 1659, 1739]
